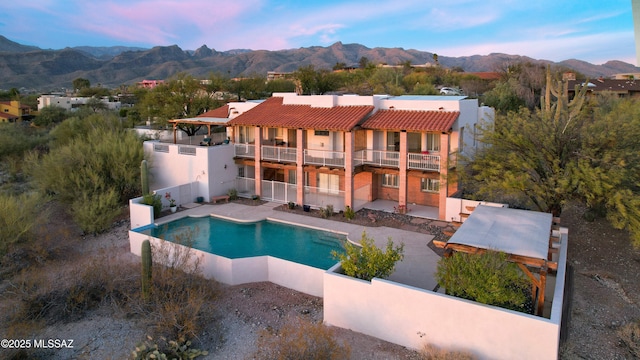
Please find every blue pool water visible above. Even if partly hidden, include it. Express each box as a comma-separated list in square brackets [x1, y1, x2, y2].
[134, 216, 346, 270]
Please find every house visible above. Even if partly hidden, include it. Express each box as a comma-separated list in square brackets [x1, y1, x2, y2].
[567, 77, 640, 98]
[37, 94, 122, 111]
[226, 93, 494, 220]
[0, 100, 31, 122]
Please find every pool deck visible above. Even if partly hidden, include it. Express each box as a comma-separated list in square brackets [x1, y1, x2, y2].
[155, 202, 441, 291]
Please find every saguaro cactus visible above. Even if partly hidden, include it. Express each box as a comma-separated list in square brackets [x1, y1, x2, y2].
[141, 159, 149, 195]
[141, 239, 152, 302]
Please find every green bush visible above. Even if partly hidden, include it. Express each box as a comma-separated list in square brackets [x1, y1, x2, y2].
[132, 336, 208, 360]
[0, 124, 49, 160]
[0, 192, 43, 256]
[320, 205, 333, 218]
[227, 188, 238, 200]
[332, 231, 404, 281]
[70, 189, 121, 234]
[343, 205, 355, 220]
[142, 193, 162, 218]
[436, 251, 532, 313]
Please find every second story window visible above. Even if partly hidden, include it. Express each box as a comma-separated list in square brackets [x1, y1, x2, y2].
[426, 133, 440, 152]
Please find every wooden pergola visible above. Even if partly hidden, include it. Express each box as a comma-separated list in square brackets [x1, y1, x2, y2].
[434, 205, 560, 316]
[167, 116, 229, 144]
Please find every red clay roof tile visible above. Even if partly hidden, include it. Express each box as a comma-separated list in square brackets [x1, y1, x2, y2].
[227, 97, 374, 131]
[198, 105, 229, 118]
[361, 109, 459, 132]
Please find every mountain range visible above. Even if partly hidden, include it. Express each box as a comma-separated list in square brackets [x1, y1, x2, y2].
[1, 35, 638, 91]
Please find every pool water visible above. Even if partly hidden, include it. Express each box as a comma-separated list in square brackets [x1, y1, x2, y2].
[134, 216, 346, 270]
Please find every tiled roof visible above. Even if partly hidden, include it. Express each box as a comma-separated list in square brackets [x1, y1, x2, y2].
[0, 112, 18, 120]
[567, 78, 640, 92]
[198, 105, 229, 118]
[361, 109, 459, 132]
[227, 97, 374, 131]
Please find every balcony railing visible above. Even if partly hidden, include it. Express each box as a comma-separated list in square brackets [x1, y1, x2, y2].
[354, 149, 399, 168]
[234, 143, 255, 158]
[408, 153, 440, 171]
[303, 149, 345, 168]
[262, 145, 297, 163]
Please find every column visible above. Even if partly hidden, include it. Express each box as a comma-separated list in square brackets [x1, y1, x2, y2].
[296, 128, 304, 206]
[438, 132, 449, 220]
[398, 131, 408, 208]
[344, 131, 354, 209]
[254, 127, 262, 197]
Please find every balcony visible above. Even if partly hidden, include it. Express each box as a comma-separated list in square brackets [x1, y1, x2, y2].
[354, 149, 399, 168]
[408, 153, 440, 171]
[303, 149, 345, 168]
[234, 143, 255, 158]
[262, 145, 297, 163]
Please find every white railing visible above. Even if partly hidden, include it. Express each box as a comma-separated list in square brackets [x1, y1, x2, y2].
[262, 145, 297, 163]
[303, 186, 345, 210]
[303, 149, 345, 167]
[261, 180, 297, 203]
[235, 177, 256, 196]
[354, 149, 399, 168]
[234, 143, 255, 158]
[408, 153, 440, 171]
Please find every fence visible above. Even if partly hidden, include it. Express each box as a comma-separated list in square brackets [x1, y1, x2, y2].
[303, 186, 345, 210]
[261, 180, 297, 203]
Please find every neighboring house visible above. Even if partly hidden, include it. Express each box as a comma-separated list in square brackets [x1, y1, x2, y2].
[227, 92, 494, 220]
[567, 77, 640, 98]
[137, 79, 165, 89]
[0, 100, 31, 122]
[37, 94, 122, 111]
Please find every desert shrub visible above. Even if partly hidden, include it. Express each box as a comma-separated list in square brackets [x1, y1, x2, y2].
[70, 189, 122, 234]
[617, 320, 640, 358]
[0, 123, 49, 160]
[320, 205, 334, 218]
[332, 231, 404, 281]
[227, 188, 238, 200]
[0, 192, 44, 256]
[142, 193, 162, 218]
[28, 113, 144, 233]
[142, 228, 218, 340]
[254, 319, 351, 360]
[343, 205, 355, 220]
[419, 343, 476, 360]
[132, 336, 208, 360]
[436, 251, 532, 313]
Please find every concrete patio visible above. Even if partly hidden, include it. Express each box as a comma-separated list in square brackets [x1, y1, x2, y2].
[361, 199, 439, 219]
[154, 201, 441, 291]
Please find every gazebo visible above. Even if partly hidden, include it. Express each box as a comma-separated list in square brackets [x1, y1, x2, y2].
[435, 205, 559, 316]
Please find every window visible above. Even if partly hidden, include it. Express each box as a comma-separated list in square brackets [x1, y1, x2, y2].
[382, 174, 399, 188]
[407, 132, 421, 153]
[460, 127, 465, 152]
[426, 133, 440, 152]
[239, 126, 255, 143]
[288, 169, 296, 184]
[317, 173, 339, 193]
[314, 130, 330, 136]
[420, 178, 440, 193]
[238, 167, 245, 178]
[387, 131, 400, 151]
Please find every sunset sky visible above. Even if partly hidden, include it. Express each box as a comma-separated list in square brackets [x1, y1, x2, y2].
[1, 0, 636, 65]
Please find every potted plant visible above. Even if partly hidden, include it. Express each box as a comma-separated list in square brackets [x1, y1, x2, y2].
[165, 192, 177, 213]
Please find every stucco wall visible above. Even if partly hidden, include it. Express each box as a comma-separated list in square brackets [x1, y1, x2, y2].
[324, 230, 568, 359]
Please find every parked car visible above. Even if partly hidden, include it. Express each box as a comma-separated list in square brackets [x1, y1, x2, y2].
[440, 87, 463, 95]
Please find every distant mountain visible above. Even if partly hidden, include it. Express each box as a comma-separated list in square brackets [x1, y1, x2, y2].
[72, 45, 149, 60]
[0, 36, 638, 91]
[0, 35, 40, 53]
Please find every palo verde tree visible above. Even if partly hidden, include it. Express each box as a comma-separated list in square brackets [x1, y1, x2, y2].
[466, 67, 640, 246]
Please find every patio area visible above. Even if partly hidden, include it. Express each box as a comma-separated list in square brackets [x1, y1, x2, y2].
[361, 199, 439, 219]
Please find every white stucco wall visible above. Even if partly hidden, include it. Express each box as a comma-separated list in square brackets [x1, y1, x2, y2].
[144, 141, 237, 202]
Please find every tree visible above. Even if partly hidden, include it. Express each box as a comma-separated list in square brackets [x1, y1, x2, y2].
[294, 65, 340, 95]
[34, 106, 68, 127]
[72, 78, 91, 92]
[465, 68, 640, 246]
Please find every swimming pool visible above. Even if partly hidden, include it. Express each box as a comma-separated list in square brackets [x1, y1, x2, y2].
[133, 216, 346, 270]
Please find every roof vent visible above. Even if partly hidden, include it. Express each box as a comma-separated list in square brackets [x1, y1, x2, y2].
[439, 107, 444, 111]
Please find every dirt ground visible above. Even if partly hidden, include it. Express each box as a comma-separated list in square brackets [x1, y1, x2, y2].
[1, 201, 638, 359]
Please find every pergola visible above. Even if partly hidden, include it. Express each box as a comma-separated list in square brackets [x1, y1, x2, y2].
[435, 205, 559, 316]
[167, 116, 229, 144]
